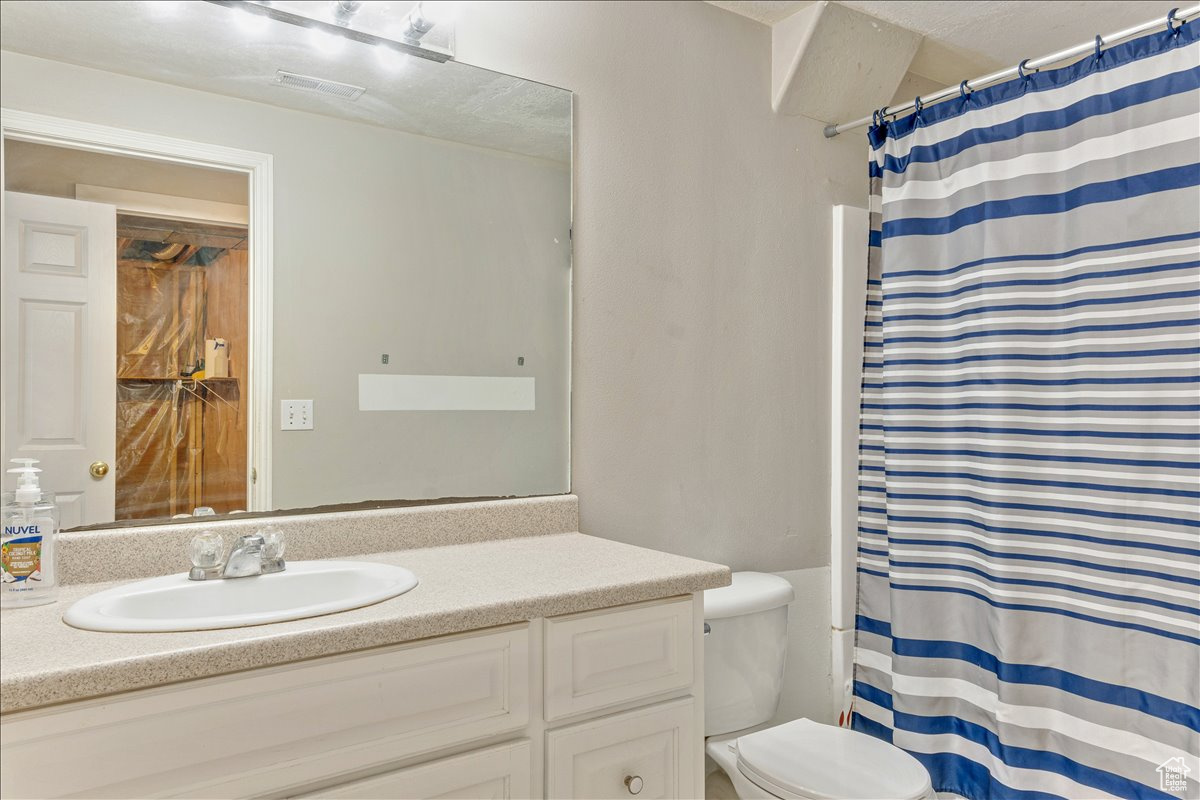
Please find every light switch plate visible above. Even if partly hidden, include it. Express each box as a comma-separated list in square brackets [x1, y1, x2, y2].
[281, 399, 313, 430]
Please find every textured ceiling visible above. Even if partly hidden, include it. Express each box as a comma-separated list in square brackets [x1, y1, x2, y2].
[706, 1, 815, 25]
[709, 0, 1176, 81]
[0, 0, 571, 162]
[839, 1, 1173, 70]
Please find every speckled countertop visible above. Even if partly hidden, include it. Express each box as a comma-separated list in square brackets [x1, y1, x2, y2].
[0, 533, 729, 714]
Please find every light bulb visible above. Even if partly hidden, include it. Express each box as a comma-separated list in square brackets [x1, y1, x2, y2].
[399, 1, 434, 41]
[330, 0, 362, 25]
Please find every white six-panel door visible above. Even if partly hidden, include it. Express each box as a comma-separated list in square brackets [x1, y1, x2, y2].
[2, 191, 116, 527]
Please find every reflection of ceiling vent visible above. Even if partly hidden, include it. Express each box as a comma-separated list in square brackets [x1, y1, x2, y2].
[274, 70, 366, 101]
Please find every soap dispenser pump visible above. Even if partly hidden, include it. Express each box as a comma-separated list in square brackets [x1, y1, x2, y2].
[2, 458, 60, 607]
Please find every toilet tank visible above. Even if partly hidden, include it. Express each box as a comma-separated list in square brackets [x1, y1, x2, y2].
[703, 571, 795, 736]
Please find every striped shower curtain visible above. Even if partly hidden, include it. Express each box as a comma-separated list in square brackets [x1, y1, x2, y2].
[851, 19, 1200, 800]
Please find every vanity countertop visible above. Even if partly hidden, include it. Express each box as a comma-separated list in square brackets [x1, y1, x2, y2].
[0, 533, 729, 714]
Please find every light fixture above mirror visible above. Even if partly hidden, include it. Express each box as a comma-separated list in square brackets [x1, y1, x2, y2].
[204, 0, 456, 62]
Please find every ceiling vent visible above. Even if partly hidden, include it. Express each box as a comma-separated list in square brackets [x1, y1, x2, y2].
[273, 70, 366, 101]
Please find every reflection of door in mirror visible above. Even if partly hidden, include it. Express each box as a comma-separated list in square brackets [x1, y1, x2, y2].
[2, 191, 116, 529]
[3, 142, 251, 526]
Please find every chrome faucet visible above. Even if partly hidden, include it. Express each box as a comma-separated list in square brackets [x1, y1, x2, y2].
[223, 534, 266, 578]
[188, 529, 286, 581]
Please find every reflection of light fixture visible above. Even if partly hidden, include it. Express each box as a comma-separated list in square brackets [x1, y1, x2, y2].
[202, 1, 452, 63]
[399, 1, 435, 43]
[330, 0, 361, 26]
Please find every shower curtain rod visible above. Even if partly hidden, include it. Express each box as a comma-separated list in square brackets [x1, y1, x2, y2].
[823, 4, 1200, 138]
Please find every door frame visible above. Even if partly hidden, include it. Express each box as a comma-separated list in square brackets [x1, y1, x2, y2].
[0, 108, 275, 513]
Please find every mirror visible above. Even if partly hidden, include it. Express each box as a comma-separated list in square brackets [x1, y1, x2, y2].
[0, 0, 572, 530]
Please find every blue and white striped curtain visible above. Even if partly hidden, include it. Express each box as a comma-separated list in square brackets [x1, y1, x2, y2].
[852, 18, 1200, 800]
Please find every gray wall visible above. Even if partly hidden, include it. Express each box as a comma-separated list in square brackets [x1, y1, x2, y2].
[0, 50, 571, 509]
[455, 1, 864, 571]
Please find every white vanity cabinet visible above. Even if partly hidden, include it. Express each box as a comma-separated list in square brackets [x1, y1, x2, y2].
[0, 595, 705, 800]
[297, 740, 535, 800]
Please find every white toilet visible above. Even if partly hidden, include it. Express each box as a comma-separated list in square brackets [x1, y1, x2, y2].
[704, 572, 934, 800]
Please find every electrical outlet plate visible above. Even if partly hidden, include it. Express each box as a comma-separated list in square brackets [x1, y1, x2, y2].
[281, 399, 313, 430]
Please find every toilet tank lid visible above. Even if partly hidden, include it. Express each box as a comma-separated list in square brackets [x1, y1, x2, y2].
[704, 572, 795, 619]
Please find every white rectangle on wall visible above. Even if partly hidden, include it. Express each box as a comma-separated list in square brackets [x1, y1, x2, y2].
[358, 374, 535, 411]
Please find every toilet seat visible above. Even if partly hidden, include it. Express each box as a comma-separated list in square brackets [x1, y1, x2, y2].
[734, 718, 933, 800]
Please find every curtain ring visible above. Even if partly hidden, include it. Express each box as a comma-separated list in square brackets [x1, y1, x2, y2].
[872, 109, 881, 127]
[1017, 59, 1032, 80]
[1167, 7, 1180, 34]
[1094, 35, 1103, 59]
[913, 96, 923, 115]
[958, 80, 971, 99]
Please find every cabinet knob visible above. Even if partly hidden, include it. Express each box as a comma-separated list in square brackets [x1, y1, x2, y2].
[624, 775, 643, 795]
[89, 461, 110, 479]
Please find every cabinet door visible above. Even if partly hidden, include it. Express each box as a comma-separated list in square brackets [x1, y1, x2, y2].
[544, 598, 693, 721]
[0, 625, 530, 799]
[545, 698, 695, 800]
[298, 740, 531, 800]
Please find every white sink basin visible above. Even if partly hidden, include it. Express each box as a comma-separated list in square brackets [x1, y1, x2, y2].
[63, 561, 418, 632]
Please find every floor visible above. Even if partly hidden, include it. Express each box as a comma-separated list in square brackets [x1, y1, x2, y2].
[705, 768, 739, 800]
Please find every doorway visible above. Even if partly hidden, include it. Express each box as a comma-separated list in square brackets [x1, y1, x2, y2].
[0, 110, 272, 528]
[114, 212, 249, 520]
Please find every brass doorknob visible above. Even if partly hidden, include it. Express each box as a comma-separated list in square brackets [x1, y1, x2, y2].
[89, 461, 110, 479]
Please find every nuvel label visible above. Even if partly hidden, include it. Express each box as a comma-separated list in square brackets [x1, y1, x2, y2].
[2, 528, 43, 583]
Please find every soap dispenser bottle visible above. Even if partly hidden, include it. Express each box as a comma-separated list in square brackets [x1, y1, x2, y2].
[1, 459, 59, 607]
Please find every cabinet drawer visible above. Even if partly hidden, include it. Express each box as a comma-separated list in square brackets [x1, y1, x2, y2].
[545, 698, 696, 800]
[298, 739, 531, 799]
[544, 597, 693, 720]
[0, 625, 530, 799]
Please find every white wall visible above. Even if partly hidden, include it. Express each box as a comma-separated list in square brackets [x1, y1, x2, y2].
[770, 567, 835, 725]
[455, 4, 865, 713]
[454, 1, 865, 571]
[0, 50, 571, 509]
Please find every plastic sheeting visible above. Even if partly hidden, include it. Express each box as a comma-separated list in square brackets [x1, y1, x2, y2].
[115, 381, 188, 520]
[117, 253, 204, 380]
[114, 242, 247, 520]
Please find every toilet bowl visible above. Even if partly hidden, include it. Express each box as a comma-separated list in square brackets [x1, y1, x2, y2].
[704, 573, 933, 800]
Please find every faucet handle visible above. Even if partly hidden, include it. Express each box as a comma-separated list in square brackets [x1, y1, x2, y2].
[261, 527, 286, 574]
[188, 531, 225, 581]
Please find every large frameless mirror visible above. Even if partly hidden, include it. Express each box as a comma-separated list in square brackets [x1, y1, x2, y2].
[0, 0, 572, 530]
